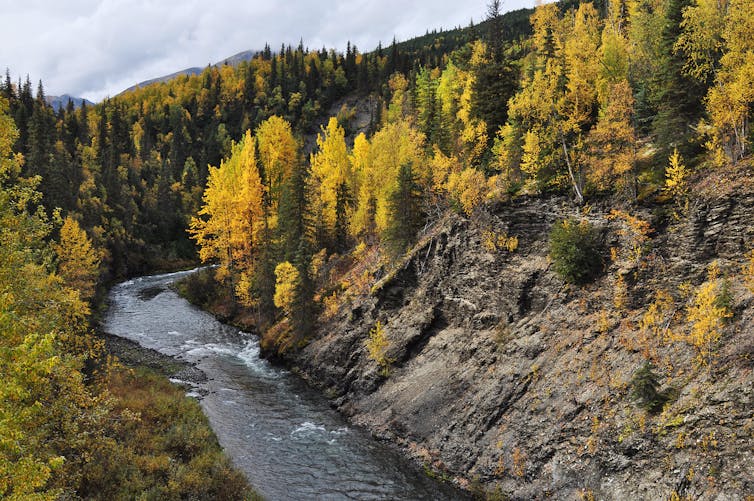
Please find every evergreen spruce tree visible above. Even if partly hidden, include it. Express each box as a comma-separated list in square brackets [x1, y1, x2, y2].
[383, 162, 424, 258]
[650, 0, 706, 159]
[471, 0, 519, 145]
[334, 181, 352, 253]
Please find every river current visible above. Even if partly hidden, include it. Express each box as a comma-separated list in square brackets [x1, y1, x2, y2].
[103, 269, 469, 500]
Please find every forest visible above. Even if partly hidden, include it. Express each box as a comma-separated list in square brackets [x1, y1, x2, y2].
[1, 0, 753, 497]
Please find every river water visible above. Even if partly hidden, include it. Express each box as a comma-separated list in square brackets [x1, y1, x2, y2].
[103, 269, 469, 501]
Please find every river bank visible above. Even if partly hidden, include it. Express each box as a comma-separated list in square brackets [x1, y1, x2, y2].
[101, 331, 208, 386]
[106, 270, 471, 500]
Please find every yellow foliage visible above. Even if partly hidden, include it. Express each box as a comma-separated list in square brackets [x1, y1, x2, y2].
[54, 216, 101, 304]
[322, 292, 340, 321]
[680, 0, 754, 162]
[446, 168, 487, 215]
[587, 80, 636, 193]
[189, 129, 265, 299]
[686, 271, 732, 367]
[609, 210, 653, 266]
[364, 120, 425, 234]
[512, 447, 526, 478]
[310, 117, 351, 233]
[664, 149, 689, 215]
[273, 261, 300, 316]
[256, 116, 298, 206]
[365, 321, 393, 376]
[640, 289, 676, 346]
[614, 274, 629, 312]
[482, 229, 518, 253]
[597, 309, 610, 333]
[429, 145, 460, 192]
[386, 73, 410, 124]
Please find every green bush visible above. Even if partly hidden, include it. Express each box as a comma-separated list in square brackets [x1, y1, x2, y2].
[549, 218, 603, 284]
[177, 268, 218, 307]
[629, 361, 672, 414]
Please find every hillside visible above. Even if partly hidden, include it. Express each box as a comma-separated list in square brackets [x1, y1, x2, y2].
[279, 183, 754, 499]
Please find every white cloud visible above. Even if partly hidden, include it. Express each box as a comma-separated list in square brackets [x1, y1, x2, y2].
[1, 0, 534, 102]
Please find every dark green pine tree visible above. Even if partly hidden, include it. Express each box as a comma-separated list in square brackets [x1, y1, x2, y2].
[254, 213, 277, 324]
[14, 76, 34, 156]
[471, 0, 519, 157]
[277, 159, 311, 264]
[630, 361, 671, 413]
[650, 0, 707, 160]
[2, 70, 14, 103]
[61, 98, 79, 154]
[333, 181, 353, 254]
[289, 236, 315, 342]
[27, 81, 59, 211]
[383, 162, 424, 258]
[415, 67, 442, 149]
[78, 99, 90, 146]
[243, 63, 257, 112]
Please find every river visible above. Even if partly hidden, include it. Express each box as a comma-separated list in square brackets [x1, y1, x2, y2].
[103, 269, 470, 501]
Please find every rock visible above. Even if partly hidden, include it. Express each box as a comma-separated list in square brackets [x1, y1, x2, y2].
[281, 194, 754, 500]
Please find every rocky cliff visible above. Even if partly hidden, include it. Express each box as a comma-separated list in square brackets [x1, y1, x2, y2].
[283, 190, 753, 500]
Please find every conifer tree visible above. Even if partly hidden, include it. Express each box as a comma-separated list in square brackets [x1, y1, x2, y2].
[54, 216, 101, 303]
[383, 162, 424, 257]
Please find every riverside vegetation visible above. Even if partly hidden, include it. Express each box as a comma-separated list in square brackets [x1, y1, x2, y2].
[2, 0, 754, 498]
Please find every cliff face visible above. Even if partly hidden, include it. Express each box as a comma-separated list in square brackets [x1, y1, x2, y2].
[285, 194, 753, 500]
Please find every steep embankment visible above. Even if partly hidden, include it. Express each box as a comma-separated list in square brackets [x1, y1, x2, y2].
[285, 192, 753, 499]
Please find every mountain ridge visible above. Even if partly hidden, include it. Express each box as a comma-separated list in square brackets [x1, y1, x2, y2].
[45, 94, 94, 111]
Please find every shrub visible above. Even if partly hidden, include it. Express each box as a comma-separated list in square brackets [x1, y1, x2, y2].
[549, 218, 603, 284]
[630, 361, 671, 413]
[177, 268, 218, 307]
[686, 266, 733, 368]
[365, 321, 393, 376]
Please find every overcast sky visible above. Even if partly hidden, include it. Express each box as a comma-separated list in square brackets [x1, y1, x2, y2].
[1, 0, 534, 102]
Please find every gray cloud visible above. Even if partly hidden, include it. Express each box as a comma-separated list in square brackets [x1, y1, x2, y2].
[1, 0, 534, 102]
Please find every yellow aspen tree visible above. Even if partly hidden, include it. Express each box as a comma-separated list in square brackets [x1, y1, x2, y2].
[386, 73, 410, 124]
[255, 116, 298, 209]
[676, 0, 727, 84]
[273, 261, 300, 317]
[365, 321, 393, 376]
[559, 2, 601, 203]
[189, 130, 264, 299]
[368, 120, 425, 233]
[190, 150, 240, 283]
[310, 117, 351, 236]
[349, 133, 376, 239]
[663, 148, 689, 215]
[586, 79, 636, 194]
[236, 130, 265, 305]
[686, 276, 732, 368]
[349, 132, 372, 196]
[457, 41, 489, 167]
[54, 216, 101, 304]
[703, 0, 754, 163]
[435, 61, 465, 157]
[446, 168, 488, 216]
[503, 1, 565, 190]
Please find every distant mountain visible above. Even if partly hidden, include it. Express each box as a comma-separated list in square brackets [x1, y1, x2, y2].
[120, 50, 258, 95]
[122, 67, 204, 94]
[46, 94, 95, 111]
[215, 50, 257, 67]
